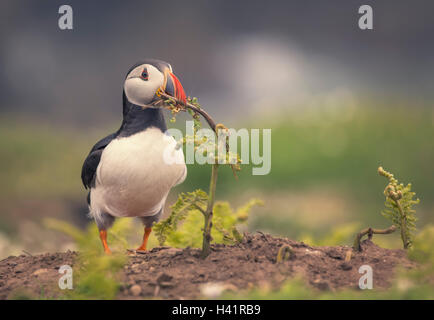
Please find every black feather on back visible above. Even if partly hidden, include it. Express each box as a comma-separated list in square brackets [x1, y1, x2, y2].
[81, 133, 117, 189]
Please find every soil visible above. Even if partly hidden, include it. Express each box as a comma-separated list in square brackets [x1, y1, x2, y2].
[0, 233, 417, 299]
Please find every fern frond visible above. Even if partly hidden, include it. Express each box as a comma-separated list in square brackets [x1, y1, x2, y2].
[378, 166, 419, 248]
[153, 189, 208, 245]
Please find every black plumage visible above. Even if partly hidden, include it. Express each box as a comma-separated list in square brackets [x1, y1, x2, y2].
[81, 60, 171, 203]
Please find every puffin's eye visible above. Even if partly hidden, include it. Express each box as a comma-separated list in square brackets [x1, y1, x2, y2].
[140, 68, 149, 80]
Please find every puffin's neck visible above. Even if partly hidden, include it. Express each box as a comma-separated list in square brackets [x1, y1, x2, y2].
[117, 104, 167, 138]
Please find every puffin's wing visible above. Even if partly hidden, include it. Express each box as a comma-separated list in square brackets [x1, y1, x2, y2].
[81, 133, 116, 189]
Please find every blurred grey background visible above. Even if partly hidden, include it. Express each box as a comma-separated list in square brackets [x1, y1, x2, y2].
[1, 0, 433, 124]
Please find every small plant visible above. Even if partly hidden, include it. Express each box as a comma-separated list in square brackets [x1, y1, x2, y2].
[353, 166, 419, 251]
[152, 91, 242, 258]
[378, 166, 419, 249]
[44, 218, 129, 299]
[154, 197, 262, 248]
[153, 189, 208, 246]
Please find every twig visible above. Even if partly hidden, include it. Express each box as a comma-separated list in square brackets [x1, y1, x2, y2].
[344, 249, 352, 262]
[155, 92, 217, 131]
[201, 163, 218, 259]
[276, 245, 295, 262]
[22, 249, 33, 256]
[389, 191, 409, 249]
[154, 91, 239, 258]
[155, 92, 239, 178]
[353, 225, 397, 252]
[155, 92, 218, 259]
[192, 204, 206, 216]
[256, 231, 269, 242]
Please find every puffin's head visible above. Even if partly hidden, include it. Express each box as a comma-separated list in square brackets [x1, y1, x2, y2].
[123, 59, 186, 108]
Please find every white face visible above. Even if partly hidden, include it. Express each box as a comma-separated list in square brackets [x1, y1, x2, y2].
[124, 64, 165, 107]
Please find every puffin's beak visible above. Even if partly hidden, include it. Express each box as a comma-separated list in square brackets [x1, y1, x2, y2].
[164, 71, 187, 104]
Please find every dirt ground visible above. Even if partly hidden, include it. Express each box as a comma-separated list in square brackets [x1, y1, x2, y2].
[0, 233, 417, 299]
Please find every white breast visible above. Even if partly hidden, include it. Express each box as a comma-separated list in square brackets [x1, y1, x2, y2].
[90, 127, 186, 218]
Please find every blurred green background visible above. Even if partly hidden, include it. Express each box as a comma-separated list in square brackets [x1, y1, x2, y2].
[1, 1, 433, 258]
[1, 99, 433, 258]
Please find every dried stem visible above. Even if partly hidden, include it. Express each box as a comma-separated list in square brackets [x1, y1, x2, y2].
[276, 245, 295, 262]
[155, 91, 238, 178]
[201, 163, 219, 258]
[353, 225, 397, 252]
[154, 92, 228, 258]
[156, 92, 217, 131]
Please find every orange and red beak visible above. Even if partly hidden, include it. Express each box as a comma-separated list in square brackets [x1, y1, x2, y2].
[164, 71, 187, 104]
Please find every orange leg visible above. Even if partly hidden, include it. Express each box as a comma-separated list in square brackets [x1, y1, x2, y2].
[99, 229, 112, 254]
[137, 227, 152, 251]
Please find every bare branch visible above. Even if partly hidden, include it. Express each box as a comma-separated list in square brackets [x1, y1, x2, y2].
[155, 92, 217, 132]
[353, 225, 397, 252]
[155, 91, 239, 178]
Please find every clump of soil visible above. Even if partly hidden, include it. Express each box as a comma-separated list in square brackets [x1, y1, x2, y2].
[0, 233, 416, 299]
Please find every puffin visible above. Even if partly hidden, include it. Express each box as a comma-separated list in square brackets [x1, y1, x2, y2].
[81, 59, 187, 254]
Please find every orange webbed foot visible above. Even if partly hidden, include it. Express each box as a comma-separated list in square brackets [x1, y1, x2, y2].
[136, 227, 152, 252]
[99, 229, 112, 255]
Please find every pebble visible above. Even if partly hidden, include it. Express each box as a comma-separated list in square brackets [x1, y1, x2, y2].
[200, 282, 226, 298]
[157, 272, 173, 283]
[14, 265, 26, 274]
[33, 268, 50, 276]
[130, 264, 141, 274]
[130, 285, 142, 296]
[157, 272, 174, 288]
[164, 248, 183, 257]
[312, 278, 330, 291]
[340, 263, 353, 271]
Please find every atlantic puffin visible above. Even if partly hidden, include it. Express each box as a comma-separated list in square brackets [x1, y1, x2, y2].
[81, 59, 187, 254]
